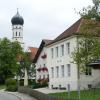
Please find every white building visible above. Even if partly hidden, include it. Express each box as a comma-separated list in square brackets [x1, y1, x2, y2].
[46, 18, 100, 90]
[11, 9, 24, 48]
[33, 39, 52, 84]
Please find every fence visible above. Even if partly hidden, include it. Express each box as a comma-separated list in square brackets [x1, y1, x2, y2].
[18, 86, 75, 100]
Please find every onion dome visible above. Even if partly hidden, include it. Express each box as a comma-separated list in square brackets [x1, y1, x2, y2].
[11, 10, 24, 25]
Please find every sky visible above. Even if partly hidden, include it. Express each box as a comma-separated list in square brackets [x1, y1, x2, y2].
[0, 0, 93, 48]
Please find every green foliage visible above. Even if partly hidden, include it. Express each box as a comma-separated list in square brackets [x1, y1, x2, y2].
[31, 81, 48, 89]
[72, 0, 100, 73]
[79, 0, 100, 21]
[0, 38, 23, 83]
[0, 85, 5, 90]
[19, 52, 36, 80]
[5, 78, 17, 91]
[72, 34, 100, 73]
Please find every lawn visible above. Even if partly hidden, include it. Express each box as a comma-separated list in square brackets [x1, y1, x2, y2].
[49, 89, 100, 100]
[0, 85, 5, 90]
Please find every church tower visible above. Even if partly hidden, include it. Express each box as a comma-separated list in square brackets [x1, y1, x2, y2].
[11, 9, 24, 48]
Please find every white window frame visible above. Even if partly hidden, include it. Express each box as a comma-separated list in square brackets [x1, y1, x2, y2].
[56, 46, 59, 57]
[51, 48, 54, 58]
[66, 42, 70, 54]
[51, 67, 54, 78]
[61, 45, 64, 56]
[56, 66, 59, 78]
[67, 64, 71, 77]
[61, 65, 64, 77]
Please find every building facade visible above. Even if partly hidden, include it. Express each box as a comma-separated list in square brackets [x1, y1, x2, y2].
[34, 40, 52, 84]
[47, 36, 78, 90]
[34, 18, 100, 90]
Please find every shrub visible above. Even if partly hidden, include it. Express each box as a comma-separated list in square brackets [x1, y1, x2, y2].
[31, 81, 48, 89]
[5, 78, 17, 92]
[20, 79, 24, 86]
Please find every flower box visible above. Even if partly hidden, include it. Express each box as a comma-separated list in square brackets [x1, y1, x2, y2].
[37, 68, 42, 72]
[41, 53, 47, 59]
[42, 67, 48, 71]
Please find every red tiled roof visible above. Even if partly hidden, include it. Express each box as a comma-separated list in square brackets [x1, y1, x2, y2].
[28, 47, 38, 61]
[47, 18, 82, 45]
[28, 47, 38, 54]
[47, 18, 100, 46]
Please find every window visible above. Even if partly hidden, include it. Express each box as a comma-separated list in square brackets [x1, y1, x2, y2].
[56, 66, 59, 77]
[67, 64, 71, 77]
[13, 32, 14, 37]
[55, 47, 59, 57]
[61, 45, 64, 56]
[51, 48, 54, 58]
[61, 65, 64, 77]
[16, 32, 17, 36]
[85, 67, 92, 75]
[51, 67, 54, 78]
[66, 42, 70, 54]
[19, 32, 20, 36]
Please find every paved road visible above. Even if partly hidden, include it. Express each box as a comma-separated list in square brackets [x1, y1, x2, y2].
[0, 92, 20, 100]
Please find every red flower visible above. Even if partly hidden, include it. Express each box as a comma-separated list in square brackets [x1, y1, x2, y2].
[42, 67, 48, 72]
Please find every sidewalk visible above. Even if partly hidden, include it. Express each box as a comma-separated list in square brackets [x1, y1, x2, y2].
[8, 92, 37, 100]
[34, 87, 66, 94]
[0, 89, 36, 100]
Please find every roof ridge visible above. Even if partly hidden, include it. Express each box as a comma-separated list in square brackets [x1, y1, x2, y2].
[47, 18, 82, 45]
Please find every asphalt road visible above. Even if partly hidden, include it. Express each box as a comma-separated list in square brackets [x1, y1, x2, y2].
[0, 92, 20, 100]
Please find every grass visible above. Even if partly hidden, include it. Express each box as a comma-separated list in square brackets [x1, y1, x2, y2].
[0, 85, 5, 90]
[49, 89, 100, 100]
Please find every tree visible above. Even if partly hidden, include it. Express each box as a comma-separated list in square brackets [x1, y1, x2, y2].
[0, 38, 23, 84]
[18, 52, 36, 86]
[72, 0, 100, 100]
[79, 0, 100, 21]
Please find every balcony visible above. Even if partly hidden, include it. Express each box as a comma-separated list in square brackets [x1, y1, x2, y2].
[41, 53, 47, 59]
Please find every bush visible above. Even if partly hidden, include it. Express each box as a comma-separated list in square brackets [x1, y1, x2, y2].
[5, 78, 17, 92]
[31, 81, 48, 89]
[20, 79, 24, 86]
